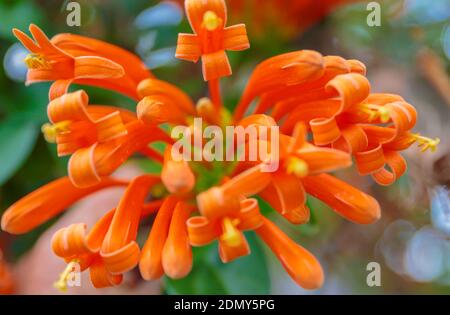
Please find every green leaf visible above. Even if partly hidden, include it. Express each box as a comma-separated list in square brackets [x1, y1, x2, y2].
[0, 1, 44, 40]
[0, 116, 39, 185]
[165, 232, 270, 295]
[137, 158, 162, 174]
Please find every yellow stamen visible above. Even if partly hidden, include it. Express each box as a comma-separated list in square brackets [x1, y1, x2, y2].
[220, 217, 241, 247]
[53, 260, 80, 292]
[151, 183, 167, 198]
[286, 157, 309, 178]
[409, 133, 440, 152]
[41, 121, 71, 143]
[359, 104, 390, 123]
[202, 11, 222, 31]
[24, 53, 51, 70]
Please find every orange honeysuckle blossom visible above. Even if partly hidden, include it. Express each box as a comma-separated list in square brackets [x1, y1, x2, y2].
[14, 24, 151, 100]
[176, 0, 250, 82]
[1, 0, 438, 291]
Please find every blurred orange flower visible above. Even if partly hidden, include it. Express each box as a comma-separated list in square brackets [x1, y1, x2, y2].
[0, 249, 14, 294]
[176, 0, 363, 38]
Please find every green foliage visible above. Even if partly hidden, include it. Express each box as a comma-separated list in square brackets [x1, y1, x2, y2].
[0, 115, 39, 185]
[137, 158, 162, 174]
[0, 1, 44, 40]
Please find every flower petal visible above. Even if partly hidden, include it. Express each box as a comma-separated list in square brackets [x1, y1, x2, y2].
[1, 177, 126, 234]
[372, 151, 407, 186]
[102, 175, 158, 254]
[295, 147, 352, 175]
[218, 232, 250, 263]
[162, 202, 194, 279]
[51, 223, 91, 259]
[186, 216, 220, 246]
[184, 0, 227, 34]
[89, 257, 122, 288]
[302, 174, 381, 224]
[256, 218, 324, 290]
[74, 56, 125, 80]
[223, 24, 250, 51]
[235, 50, 324, 120]
[139, 196, 178, 280]
[259, 173, 310, 224]
[175, 33, 201, 62]
[201, 50, 232, 81]
[325, 73, 371, 114]
[137, 95, 187, 125]
[137, 78, 196, 115]
[100, 241, 141, 275]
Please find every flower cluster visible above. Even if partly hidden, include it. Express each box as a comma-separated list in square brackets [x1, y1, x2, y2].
[1, 0, 438, 290]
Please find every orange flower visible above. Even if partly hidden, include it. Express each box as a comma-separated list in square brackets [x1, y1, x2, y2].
[0, 249, 14, 294]
[176, 0, 250, 82]
[14, 24, 151, 100]
[140, 197, 195, 280]
[1, 177, 127, 235]
[2, 0, 438, 291]
[50, 179, 167, 289]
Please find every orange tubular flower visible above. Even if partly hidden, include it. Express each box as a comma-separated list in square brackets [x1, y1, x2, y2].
[13, 24, 151, 100]
[2, 0, 438, 291]
[1, 177, 127, 235]
[176, 0, 250, 82]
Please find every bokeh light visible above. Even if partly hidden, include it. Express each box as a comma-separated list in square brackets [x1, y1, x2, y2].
[3, 43, 27, 82]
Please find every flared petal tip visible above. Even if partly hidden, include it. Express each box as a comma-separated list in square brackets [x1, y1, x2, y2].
[1, 212, 22, 235]
[340, 194, 382, 225]
[1, 216, 10, 233]
[293, 266, 325, 290]
[138, 260, 162, 281]
[363, 197, 382, 224]
[11, 28, 20, 37]
[162, 254, 193, 280]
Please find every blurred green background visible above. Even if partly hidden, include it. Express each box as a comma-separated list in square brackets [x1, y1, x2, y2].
[0, 0, 449, 294]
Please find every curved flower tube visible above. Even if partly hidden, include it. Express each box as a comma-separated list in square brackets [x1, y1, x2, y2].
[1, 177, 127, 234]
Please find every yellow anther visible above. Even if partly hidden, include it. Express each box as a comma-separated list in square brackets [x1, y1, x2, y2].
[286, 157, 309, 178]
[220, 217, 241, 247]
[377, 107, 390, 123]
[202, 11, 222, 31]
[410, 133, 440, 153]
[41, 121, 71, 143]
[53, 260, 80, 292]
[24, 53, 51, 70]
[359, 104, 390, 123]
